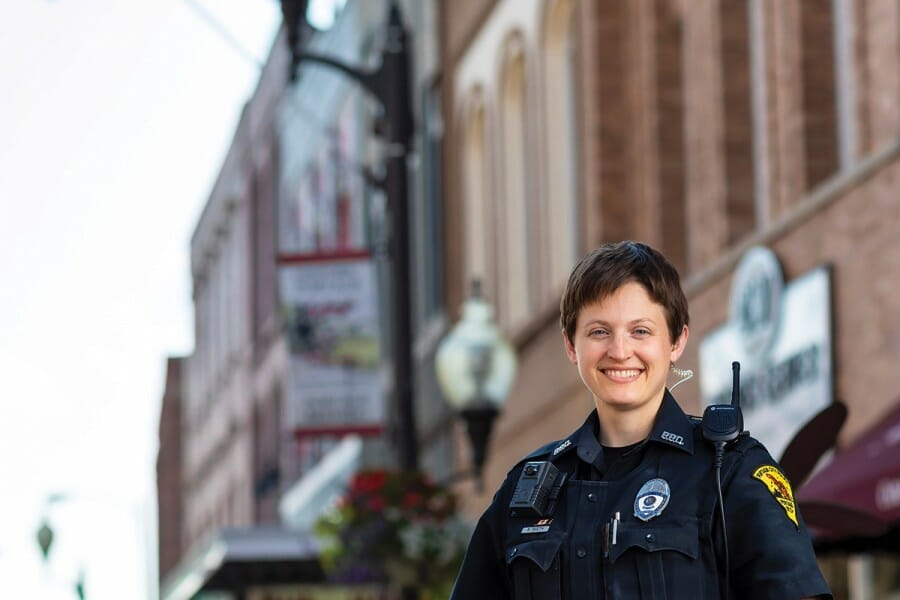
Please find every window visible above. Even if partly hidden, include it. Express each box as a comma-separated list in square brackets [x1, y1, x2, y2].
[799, 0, 839, 189]
[499, 38, 533, 330]
[542, 0, 580, 295]
[462, 94, 491, 298]
[415, 83, 444, 322]
[720, 0, 756, 244]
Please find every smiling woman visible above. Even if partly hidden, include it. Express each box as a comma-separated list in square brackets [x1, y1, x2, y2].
[563, 281, 688, 447]
[450, 241, 833, 600]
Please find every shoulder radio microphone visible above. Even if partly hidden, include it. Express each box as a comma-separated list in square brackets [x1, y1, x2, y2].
[702, 361, 744, 450]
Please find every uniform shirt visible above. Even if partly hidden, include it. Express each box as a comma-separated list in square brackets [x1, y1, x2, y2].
[450, 391, 832, 599]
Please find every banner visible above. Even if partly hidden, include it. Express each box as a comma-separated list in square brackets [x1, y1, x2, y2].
[279, 251, 384, 437]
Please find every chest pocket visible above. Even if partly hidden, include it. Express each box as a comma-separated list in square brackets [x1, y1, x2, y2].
[506, 532, 565, 600]
[607, 516, 702, 600]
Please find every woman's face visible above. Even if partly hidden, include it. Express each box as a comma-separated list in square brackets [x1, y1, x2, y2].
[564, 281, 688, 420]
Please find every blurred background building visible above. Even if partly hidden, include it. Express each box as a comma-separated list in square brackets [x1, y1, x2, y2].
[157, 0, 900, 598]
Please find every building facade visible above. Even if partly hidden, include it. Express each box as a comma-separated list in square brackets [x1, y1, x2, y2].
[158, 28, 292, 599]
[157, 356, 185, 581]
[439, 0, 900, 595]
[158, 0, 450, 596]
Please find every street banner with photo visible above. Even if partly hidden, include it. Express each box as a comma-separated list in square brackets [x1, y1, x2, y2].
[279, 251, 384, 437]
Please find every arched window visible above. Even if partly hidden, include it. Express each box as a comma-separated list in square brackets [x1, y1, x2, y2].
[499, 37, 532, 330]
[462, 95, 491, 296]
[542, 0, 580, 296]
[798, 0, 839, 189]
[720, 0, 756, 243]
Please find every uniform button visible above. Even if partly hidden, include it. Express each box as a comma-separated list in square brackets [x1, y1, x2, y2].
[645, 533, 656, 543]
[510, 547, 518, 556]
[587, 492, 597, 502]
[576, 548, 587, 558]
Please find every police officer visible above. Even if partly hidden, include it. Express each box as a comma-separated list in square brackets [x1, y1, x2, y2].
[450, 241, 831, 599]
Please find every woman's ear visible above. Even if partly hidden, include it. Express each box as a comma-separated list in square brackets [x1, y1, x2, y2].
[563, 330, 578, 364]
[670, 325, 689, 363]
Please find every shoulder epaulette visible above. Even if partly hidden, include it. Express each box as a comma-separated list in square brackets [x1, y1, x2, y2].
[520, 436, 578, 462]
[519, 440, 561, 463]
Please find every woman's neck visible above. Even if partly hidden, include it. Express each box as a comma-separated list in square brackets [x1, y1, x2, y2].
[595, 397, 662, 447]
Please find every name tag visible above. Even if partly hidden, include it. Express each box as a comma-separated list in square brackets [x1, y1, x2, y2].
[521, 518, 553, 534]
[520, 525, 551, 534]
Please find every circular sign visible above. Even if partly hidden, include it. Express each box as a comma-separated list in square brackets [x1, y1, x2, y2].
[729, 246, 784, 361]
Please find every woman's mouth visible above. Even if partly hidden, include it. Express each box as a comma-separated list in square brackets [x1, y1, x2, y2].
[602, 368, 642, 381]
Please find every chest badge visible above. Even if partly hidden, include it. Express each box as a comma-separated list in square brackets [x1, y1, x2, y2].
[634, 478, 671, 522]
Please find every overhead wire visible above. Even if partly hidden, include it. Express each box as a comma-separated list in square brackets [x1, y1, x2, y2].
[181, 0, 266, 70]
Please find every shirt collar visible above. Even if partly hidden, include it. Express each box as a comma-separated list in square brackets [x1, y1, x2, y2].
[647, 389, 695, 454]
[574, 411, 603, 467]
[566, 390, 695, 464]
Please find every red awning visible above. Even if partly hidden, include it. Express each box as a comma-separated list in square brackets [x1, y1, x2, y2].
[797, 400, 900, 539]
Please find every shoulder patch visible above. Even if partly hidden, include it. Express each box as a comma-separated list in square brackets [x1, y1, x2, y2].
[752, 465, 799, 528]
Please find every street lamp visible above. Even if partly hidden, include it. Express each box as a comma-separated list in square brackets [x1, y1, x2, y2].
[436, 281, 517, 490]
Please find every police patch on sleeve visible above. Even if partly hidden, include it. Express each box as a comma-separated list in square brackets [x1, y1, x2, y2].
[752, 465, 799, 528]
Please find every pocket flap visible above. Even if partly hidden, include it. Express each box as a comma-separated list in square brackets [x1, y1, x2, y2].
[506, 533, 565, 572]
[609, 517, 699, 563]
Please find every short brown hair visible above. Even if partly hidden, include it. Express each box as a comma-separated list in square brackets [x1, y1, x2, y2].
[560, 241, 689, 344]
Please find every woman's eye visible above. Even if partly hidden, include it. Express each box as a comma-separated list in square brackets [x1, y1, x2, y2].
[589, 329, 608, 337]
[633, 328, 651, 336]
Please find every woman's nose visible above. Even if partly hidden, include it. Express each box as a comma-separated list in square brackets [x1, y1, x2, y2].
[607, 334, 630, 359]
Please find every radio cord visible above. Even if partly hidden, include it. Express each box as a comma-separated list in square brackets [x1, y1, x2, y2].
[715, 441, 730, 600]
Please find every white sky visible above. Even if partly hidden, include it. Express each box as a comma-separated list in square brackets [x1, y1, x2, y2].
[0, 1, 281, 598]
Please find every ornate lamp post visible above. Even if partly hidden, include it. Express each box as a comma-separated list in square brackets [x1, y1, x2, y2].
[436, 282, 517, 490]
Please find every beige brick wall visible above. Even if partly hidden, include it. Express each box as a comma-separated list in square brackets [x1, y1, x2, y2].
[857, 0, 900, 154]
[686, 153, 900, 446]
[443, 0, 900, 517]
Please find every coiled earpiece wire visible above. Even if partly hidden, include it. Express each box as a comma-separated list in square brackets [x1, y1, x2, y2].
[669, 364, 694, 390]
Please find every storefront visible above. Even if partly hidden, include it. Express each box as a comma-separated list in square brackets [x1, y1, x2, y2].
[799, 399, 900, 553]
[696, 244, 900, 598]
[160, 527, 325, 600]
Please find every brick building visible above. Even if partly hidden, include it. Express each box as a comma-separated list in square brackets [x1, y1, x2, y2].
[158, 29, 294, 599]
[438, 0, 900, 594]
[157, 356, 184, 581]
[157, 1, 450, 596]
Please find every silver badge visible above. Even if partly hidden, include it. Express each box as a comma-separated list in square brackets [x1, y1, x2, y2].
[634, 478, 670, 522]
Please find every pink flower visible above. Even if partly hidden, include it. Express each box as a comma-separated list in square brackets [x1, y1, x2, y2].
[402, 491, 423, 508]
[367, 495, 385, 511]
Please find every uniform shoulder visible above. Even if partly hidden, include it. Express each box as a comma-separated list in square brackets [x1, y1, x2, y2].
[519, 439, 565, 462]
[731, 431, 767, 456]
[508, 435, 576, 468]
[685, 415, 764, 451]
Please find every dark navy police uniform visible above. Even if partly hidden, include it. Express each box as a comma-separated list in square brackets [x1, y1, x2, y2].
[450, 391, 832, 599]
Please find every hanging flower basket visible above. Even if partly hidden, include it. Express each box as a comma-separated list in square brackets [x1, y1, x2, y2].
[314, 468, 472, 599]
